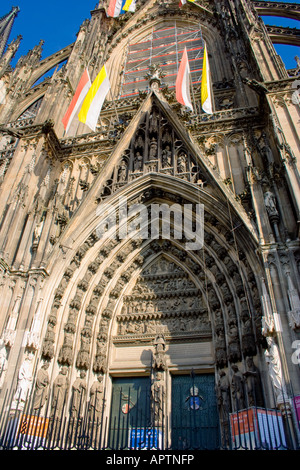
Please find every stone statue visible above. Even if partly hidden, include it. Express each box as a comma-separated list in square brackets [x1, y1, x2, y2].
[153, 334, 167, 370]
[264, 337, 287, 404]
[32, 362, 50, 412]
[215, 330, 227, 368]
[241, 312, 256, 357]
[12, 352, 34, 410]
[42, 323, 55, 359]
[76, 334, 91, 369]
[264, 190, 278, 217]
[89, 374, 104, 421]
[149, 109, 159, 134]
[177, 153, 187, 173]
[151, 371, 165, 426]
[243, 357, 264, 407]
[58, 331, 74, 365]
[217, 369, 231, 416]
[162, 146, 172, 167]
[117, 160, 127, 182]
[93, 335, 107, 373]
[51, 366, 69, 418]
[231, 364, 245, 411]
[70, 370, 87, 418]
[227, 323, 241, 363]
[0, 339, 8, 389]
[134, 134, 144, 151]
[133, 152, 143, 172]
[217, 369, 231, 447]
[149, 138, 157, 159]
[33, 219, 44, 245]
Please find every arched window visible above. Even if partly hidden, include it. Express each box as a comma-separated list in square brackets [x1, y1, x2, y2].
[17, 97, 43, 122]
[119, 22, 205, 99]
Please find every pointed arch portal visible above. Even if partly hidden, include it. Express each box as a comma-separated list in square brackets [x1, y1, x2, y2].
[36, 157, 265, 448]
[24, 88, 269, 449]
[0, 0, 298, 452]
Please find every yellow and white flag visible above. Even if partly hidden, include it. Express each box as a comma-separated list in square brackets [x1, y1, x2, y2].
[78, 65, 110, 131]
[201, 44, 213, 115]
[179, 0, 196, 7]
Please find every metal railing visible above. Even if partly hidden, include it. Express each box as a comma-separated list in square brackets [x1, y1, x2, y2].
[0, 380, 299, 451]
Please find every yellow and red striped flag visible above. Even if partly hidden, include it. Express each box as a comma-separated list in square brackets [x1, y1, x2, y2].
[78, 65, 110, 132]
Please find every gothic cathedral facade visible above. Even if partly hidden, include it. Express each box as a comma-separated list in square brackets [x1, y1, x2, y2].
[0, 0, 299, 450]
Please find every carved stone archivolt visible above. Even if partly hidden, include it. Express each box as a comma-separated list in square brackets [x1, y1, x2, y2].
[41, 206, 264, 381]
[35, 163, 265, 420]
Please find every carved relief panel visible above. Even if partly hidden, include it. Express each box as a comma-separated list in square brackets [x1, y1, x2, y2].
[114, 255, 211, 342]
[98, 104, 208, 200]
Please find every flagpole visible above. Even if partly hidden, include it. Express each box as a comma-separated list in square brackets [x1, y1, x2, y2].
[201, 42, 214, 115]
[101, 62, 119, 123]
[207, 46, 215, 114]
[203, 43, 214, 113]
[109, 86, 119, 122]
[190, 75, 197, 116]
[210, 64, 215, 114]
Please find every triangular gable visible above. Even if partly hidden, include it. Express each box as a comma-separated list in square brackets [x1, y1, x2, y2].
[93, 90, 258, 243]
[55, 89, 258, 257]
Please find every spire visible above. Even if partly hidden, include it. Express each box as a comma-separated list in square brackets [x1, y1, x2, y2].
[0, 6, 20, 58]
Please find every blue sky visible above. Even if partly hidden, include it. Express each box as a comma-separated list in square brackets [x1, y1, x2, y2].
[2, 1, 300, 70]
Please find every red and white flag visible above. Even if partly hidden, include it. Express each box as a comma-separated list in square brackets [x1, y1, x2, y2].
[62, 68, 91, 135]
[175, 47, 193, 112]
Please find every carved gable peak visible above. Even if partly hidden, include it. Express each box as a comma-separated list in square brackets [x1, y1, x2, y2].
[141, 255, 185, 278]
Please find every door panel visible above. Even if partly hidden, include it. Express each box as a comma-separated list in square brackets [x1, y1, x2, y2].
[171, 373, 220, 450]
[108, 377, 151, 450]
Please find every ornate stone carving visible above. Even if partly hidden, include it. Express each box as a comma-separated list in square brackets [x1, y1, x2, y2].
[151, 371, 165, 427]
[11, 352, 35, 410]
[116, 256, 211, 340]
[264, 336, 288, 405]
[42, 322, 56, 360]
[93, 334, 108, 374]
[32, 362, 50, 412]
[70, 370, 87, 418]
[153, 334, 167, 370]
[89, 374, 104, 420]
[50, 366, 69, 419]
[0, 339, 8, 389]
[58, 331, 74, 366]
[231, 364, 246, 411]
[243, 357, 264, 407]
[227, 321, 241, 363]
[217, 369, 231, 446]
[215, 329, 227, 369]
[264, 189, 279, 220]
[217, 369, 231, 416]
[261, 278, 275, 337]
[286, 273, 300, 330]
